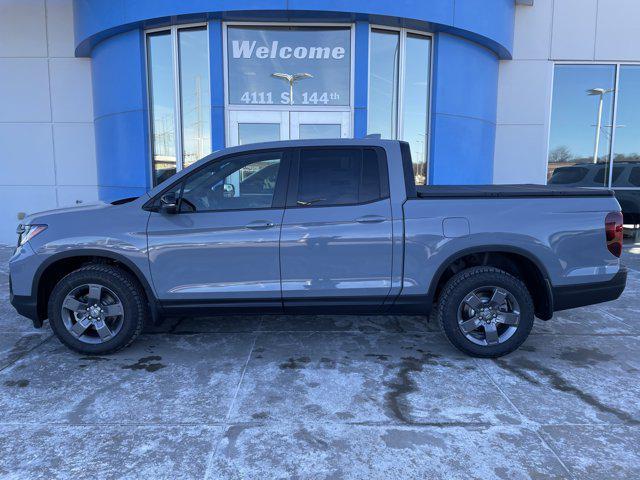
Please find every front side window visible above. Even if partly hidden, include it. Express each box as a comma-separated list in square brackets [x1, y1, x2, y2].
[178, 152, 282, 212]
[368, 28, 431, 185]
[296, 148, 383, 207]
[147, 25, 211, 186]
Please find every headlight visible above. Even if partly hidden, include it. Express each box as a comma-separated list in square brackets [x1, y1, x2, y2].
[17, 224, 47, 247]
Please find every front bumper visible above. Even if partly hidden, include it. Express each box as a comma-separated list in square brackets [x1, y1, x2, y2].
[9, 278, 42, 327]
[8, 242, 44, 328]
[553, 266, 628, 312]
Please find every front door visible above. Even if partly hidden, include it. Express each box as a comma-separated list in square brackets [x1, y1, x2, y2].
[147, 149, 290, 308]
[228, 110, 350, 146]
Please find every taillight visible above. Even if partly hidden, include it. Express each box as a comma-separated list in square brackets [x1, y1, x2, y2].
[605, 212, 623, 258]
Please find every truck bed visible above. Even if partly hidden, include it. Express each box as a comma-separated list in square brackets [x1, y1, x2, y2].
[415, 184, 614, 199]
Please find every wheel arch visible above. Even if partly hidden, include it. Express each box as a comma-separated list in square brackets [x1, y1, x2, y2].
[427, 245, 554, 320]
[33, 249, 160, 325]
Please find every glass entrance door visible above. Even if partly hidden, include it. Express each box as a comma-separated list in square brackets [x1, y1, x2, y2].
[228, 111, 289, 146]
[228, 111, 350, 146]
[290, 112, 350, 140]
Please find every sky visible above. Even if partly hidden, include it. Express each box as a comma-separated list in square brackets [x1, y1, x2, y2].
[549, 64, 640, 161]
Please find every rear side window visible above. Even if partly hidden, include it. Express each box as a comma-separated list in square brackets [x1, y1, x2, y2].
[592, 167, 606, 186]
[630, 167, 640, 187]
[548, 166, 588, 184]
[360, 149, 383, 203]
[295, 148, 386, 207]
[593, 166, 623, 186]
[611, 166, 625, 184]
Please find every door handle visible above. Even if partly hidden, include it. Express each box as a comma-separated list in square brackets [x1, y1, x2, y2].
[245, 220, 276, 230]
[355, 215, 386, 224]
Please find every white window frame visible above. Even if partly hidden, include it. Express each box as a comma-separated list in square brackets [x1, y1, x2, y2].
[144, 23, 210, 180]
[367, 25, 434, 184]
[549, 61, 640, 190]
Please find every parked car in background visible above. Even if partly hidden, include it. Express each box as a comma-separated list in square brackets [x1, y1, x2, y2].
[549, 162, 640, 225]
[9, 140, 627, 358]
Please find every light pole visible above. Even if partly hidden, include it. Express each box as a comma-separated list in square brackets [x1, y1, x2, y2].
[271, 72, 313, 105]
[587, 88, 614, 164]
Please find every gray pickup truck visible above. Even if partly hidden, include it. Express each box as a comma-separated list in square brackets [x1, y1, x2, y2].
[9, 139, 627, 357]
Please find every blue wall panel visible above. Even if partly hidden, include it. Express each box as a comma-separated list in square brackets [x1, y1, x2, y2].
[433, 34, 499, 123]
[95, 110, 150, 200]
[429, 33, 499, 185]
[73, 0, 515, 58]
[91, 29, 148, 120]
[430, 115, 495, 184]
[353, 21, 369, 138]
[91, 29, 150, 200]
[209, 19, 226, 151]
[453, 0, 515, 58]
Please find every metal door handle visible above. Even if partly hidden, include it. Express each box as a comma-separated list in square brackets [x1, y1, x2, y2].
[245, 221, 275, 230]
[355, 215, 386, 224]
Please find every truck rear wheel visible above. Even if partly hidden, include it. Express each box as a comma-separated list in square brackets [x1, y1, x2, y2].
[437, 266, 534, 358]
[48, 264, 147, 355]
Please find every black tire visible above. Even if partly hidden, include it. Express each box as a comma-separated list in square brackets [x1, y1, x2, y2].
[48, 264, 147, 355]
[437, 266, 534, 358]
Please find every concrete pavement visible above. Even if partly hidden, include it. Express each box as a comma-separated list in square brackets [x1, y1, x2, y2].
[1, 244, 639, 479]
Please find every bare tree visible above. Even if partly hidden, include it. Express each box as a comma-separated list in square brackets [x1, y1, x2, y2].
[549, 146, 573, 164]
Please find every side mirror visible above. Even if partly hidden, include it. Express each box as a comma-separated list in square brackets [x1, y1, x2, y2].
[160, 192, 178, 214]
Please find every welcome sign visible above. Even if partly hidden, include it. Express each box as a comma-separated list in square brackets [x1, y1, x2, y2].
[227, 26, 351, 106]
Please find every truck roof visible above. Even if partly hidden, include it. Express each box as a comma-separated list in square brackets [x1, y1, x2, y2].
[213, 138, 400, 155]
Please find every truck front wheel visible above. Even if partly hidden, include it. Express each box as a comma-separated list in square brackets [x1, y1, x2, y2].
[47, 264, 147, 355]
[437, 266, 534, 358]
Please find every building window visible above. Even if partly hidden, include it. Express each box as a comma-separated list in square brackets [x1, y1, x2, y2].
[368, 28, 432, 185]
[548, 64, 640, 188]
[612, 65, 640, 189]
[548, 65, 616, 186]
[146, 25, 211, 185]
[224, 24, 353, 147]
[226, 26, 351, 107]
[548, 64, 640, 225]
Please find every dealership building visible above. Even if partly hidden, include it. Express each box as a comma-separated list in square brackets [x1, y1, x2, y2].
[1, 0, 640, 243]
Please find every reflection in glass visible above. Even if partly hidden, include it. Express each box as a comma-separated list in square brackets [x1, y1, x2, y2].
[147, 32, 177, 185]
[238, 123, 280, 145]
[299, 124, 341, 139]
[612, 66, 640, 186]
[611, 66, 640, 224]
[181, 153, 282, 212]
[368, 29, 399, 139]
[547, 65, 616, 186]
[179, 27, 211, 168]
[401, 34, 431, 185]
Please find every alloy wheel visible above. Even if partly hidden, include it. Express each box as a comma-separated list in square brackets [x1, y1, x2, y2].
[456, 286, 521, 346]
[60, 283, 125, 344]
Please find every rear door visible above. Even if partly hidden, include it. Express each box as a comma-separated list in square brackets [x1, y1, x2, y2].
[280, 147, 393, 309]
